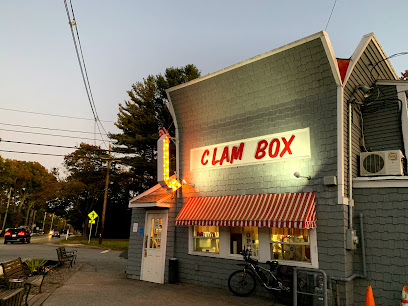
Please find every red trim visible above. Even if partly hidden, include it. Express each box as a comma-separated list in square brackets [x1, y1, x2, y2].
[175, 192, 316, 229]
[337, 58, 351, 83]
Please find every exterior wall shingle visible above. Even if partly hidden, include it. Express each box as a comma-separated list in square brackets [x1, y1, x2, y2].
[353, 188, 408, 305]
[169, 36, 346, 292]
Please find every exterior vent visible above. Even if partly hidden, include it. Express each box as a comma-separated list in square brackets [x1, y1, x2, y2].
[360, 150, 404, 176]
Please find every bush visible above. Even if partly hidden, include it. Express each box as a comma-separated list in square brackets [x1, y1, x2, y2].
[23, 258, 48, 275]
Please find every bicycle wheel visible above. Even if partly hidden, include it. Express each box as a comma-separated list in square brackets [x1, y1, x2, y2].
[228, 270, 257, 297]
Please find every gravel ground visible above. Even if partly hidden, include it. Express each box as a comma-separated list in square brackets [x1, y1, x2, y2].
[29, 263, 79, 295]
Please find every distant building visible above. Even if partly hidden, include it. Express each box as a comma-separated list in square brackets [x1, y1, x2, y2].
[127, 31, 408, 305]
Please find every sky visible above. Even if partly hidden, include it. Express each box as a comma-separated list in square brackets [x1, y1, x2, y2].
[1, 1, 407, 175]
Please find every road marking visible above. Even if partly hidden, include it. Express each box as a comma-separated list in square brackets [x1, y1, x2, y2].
[101, 250, 109, 254]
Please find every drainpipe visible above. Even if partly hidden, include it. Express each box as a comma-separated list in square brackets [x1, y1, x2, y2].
[348, 102, 353, 231]
[332, 213, 367, 282]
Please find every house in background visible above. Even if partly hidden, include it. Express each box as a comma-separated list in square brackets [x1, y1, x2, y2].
[126, 31, 408, 305]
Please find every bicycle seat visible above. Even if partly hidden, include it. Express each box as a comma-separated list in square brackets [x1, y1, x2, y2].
[247, 257, 258, 265]
[266, 260, 279, 270]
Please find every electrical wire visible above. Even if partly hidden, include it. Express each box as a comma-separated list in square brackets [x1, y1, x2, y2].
[1, 140, 77, 150]
[0, 122, 108, 136]
[370, 52, 408, 82]
[0, 127, 105, 141]
[0, 139, 134, 155]
[0, 149, 118, 160]
[325, 0, 337, 31]
[0, 107, 113, 122]
[0, 150, 66, 157]
[63, 0, 110, 148]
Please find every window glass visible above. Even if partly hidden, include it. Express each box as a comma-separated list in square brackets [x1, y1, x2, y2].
[193, 225, 219, 253]
[230, 227, 259, 257]
[149, 218, 162, 249]
[270, 227, 310, 262]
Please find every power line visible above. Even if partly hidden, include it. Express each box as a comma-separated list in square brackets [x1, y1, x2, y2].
[370, 52, 408, 81]
[1, 140, 78, 150]
[325, 0, 337, 31]
[0, 127, 106, 142]
[0, 122, 109, 136]
[0, 107, 114, 122]
[0, 149, 66, 157]
[64, 0, 110, 148]
[0, 139, 130, 155]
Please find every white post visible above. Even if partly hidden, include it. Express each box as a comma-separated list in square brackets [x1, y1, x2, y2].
[88, 222, 92, 244]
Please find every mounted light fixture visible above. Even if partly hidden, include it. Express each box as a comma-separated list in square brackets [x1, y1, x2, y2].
[294, 171, 311, 180]
[182, 179, 195, 188]
[358, 85, 373, 98]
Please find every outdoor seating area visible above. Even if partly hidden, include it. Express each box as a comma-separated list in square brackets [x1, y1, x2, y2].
[0, 257, 46, 306]
[0, 249, 78, 306]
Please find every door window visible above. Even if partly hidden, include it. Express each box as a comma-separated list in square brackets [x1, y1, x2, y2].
[149, 218, 162, 249]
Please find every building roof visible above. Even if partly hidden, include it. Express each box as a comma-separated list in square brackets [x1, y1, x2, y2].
[129, 177, 175, 208]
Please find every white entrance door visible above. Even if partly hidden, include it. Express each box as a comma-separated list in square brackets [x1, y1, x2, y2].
[141, 212, 167, 284]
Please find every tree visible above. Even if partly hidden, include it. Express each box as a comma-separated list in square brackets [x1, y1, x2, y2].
[109, 65, 201, 195]
[400, 70, 408, 80]
[0, 157, 57, 229]
[62, 143, 108, 236]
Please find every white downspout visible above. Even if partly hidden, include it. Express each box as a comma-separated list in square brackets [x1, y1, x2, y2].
[348, 101, 353, 230]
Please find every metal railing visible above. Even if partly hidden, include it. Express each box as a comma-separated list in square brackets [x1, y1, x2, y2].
[293, 267, 328, 306]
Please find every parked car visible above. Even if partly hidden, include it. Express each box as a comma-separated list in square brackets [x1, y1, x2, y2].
[4, 227, 31, 244]
[51, 231, 60, 238]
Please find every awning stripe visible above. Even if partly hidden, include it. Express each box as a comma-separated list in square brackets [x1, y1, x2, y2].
[175, 192, 316, 229]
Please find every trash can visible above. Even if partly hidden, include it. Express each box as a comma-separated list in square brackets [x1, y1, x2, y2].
[168, 258, 178, 284]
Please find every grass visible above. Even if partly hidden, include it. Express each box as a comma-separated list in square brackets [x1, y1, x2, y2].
[59, 237, 129, 251]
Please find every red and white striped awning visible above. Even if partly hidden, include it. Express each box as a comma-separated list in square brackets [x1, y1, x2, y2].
[175, 192, 316, 229]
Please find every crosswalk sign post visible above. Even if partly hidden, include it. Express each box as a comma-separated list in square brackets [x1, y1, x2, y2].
[88, 211, 99, 244]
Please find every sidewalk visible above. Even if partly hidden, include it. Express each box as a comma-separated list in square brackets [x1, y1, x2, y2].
[43, 263, 286, 306]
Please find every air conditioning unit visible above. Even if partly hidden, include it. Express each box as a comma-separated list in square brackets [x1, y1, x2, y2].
[360, 150, 404, 176]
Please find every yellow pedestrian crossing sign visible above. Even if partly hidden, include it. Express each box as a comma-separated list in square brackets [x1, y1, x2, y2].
[88, 210, 98, 220]
[89, 220, 95, 224]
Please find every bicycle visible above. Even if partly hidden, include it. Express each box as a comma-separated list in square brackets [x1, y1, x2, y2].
[228, 248, 294, 300]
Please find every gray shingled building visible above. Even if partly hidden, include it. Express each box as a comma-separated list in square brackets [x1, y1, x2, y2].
[126, 31, 408, 305]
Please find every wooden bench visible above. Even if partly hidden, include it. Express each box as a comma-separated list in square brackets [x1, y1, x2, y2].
[56, 247, 77, 268]
[0, 287, 25, 306]
[0, 257, 44, 305]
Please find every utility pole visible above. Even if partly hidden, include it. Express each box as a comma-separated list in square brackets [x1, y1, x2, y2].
[1, 187, 12, 235]
[99, 144, 111, 245]
[42, 212, 47, 233]
[50, 213, 55, 233]
[31, 210, 37, 230]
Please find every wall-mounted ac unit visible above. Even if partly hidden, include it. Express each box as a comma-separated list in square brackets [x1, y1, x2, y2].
[360, 150, 404, 176]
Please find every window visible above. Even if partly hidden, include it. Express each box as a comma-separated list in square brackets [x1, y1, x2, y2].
[230, 227, 259, 256]
[270, 228, 310, 262]
[148, 218, 162, 249]
[189, 225, 318, 267]
[193, 225, 219, 253]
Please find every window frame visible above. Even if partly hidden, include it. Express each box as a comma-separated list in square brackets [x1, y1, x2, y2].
[188, 225, 319, 268]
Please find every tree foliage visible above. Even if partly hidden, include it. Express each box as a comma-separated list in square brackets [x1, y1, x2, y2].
[400, 70, 408, 80]
[0, 157, 57, 228]
[109, 65, 201, 195]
